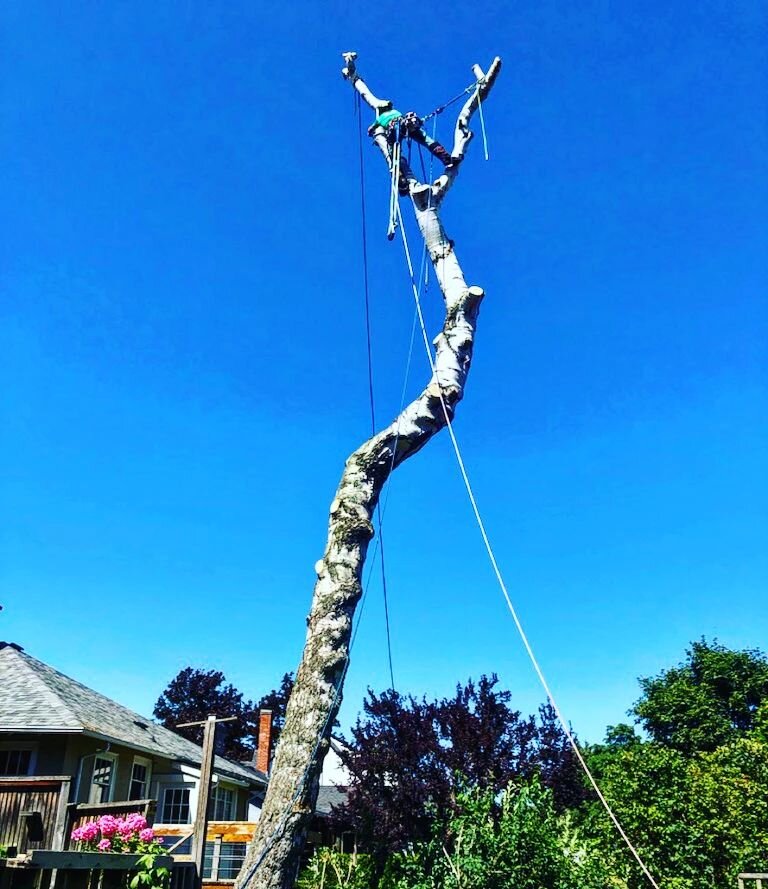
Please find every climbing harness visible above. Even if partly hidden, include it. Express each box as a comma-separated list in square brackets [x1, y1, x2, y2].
[378, 79, 488, 240]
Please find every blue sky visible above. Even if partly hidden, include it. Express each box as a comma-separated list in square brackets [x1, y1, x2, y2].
[2, 1, 766, 744]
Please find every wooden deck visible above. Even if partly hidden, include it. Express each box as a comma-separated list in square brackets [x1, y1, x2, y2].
[1, 787, 254, 889]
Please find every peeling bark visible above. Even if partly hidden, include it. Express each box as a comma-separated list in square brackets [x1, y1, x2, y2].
[235, 52, 501, 889]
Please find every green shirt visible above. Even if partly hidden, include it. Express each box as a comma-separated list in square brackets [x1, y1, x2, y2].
[375, 108, 402, 128]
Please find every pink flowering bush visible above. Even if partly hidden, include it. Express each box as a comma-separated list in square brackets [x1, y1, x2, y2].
[70, 813, 165, 855]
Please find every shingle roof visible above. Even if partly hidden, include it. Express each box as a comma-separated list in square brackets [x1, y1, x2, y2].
[314, 785, 348, 817]
[0, 642, 265, 787]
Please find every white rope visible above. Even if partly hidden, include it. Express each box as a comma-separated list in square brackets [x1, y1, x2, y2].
[387, 140, 401, 241]
[394, 198, 662, 889]
[475, 87, 490, 161]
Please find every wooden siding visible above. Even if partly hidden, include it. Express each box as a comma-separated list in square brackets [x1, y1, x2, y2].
[0, 777, 69, 853]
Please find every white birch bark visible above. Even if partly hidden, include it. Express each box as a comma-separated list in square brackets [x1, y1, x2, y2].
[235, 52, 501, 889]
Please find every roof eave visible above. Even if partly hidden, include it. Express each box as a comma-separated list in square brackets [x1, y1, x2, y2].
[0, 727, 83, 734]
[79, 730, 267, 788]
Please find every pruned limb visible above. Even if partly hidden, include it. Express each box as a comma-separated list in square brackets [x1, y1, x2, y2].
[433, 56, 503, 202]
[235, 53, 498, 889]
[341, 50, 391, 112]
[455, 58, 503, 159]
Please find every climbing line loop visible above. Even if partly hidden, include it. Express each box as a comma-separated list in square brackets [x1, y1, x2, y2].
[393, 199, 662, 889]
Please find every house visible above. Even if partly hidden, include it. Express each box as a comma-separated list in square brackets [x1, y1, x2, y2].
[305, 739, 355, 856]
[0, 641, 267, 885]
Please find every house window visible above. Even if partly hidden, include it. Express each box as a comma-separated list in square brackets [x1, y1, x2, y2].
[0, 749, 33, 776]
[209, 785, 236, 821]
[203, 842, 247, 880]
[161, 786, 192, 824]
[218, 842, 247, 879]
[89, 755, 117, 803]
[129, 757, 152, 800]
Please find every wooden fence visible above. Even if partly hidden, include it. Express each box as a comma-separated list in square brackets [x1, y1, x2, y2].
[739, 876, 768, 889]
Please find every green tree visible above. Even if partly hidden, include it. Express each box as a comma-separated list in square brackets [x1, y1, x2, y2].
[632, 639, 768, 754]
[299, 781, 607, 889]
[153, 667, 293, 761]
[581, 727, 768, 888]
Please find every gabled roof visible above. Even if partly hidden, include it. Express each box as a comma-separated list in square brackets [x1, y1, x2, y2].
[314, 785, 348, 817]
[0, 642, 265, 787]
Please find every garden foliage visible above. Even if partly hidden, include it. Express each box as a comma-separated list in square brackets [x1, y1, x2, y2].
[301, 642, 768, 889]
[300, 781, 606, 889]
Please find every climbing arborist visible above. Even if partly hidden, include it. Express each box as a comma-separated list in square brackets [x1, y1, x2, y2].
[371, 104, 459, 195]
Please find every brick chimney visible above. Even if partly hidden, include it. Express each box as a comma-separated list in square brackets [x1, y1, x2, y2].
[255, 709, 273, 775]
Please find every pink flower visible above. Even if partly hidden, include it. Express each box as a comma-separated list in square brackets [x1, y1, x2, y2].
[117, 818, 135, 839]
[98, 815, 120, 838]
[72, 821, 99, 844]
[126, 813, 148, 832]
[97, 839, 112, 852]
[156, 837, 164, 845]
[138, 828, 154, 843]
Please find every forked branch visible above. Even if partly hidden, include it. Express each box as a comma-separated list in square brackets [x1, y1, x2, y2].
[343, 51, 502, 202]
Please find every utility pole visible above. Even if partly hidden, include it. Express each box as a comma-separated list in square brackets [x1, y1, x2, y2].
[177, 714, 238, 888]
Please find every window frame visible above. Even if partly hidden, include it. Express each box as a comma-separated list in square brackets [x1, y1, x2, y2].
[209, 784, 236, 821]
[203, 840, 247, 881]
[88, 752, 119, 803]
[0, 742, 37, 777]
[129, 756, 153, 801]
[159, 783, 194, 824]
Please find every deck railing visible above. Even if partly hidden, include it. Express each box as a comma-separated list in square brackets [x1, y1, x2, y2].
[154, 821, 257, 884]
[65, 798, 156, 847]
[739, 876, 768, 889]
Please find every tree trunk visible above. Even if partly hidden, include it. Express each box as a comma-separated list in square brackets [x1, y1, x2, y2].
[235, 52, 502, 889]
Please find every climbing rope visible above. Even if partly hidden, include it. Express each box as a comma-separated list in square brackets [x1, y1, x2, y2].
[421, 82, 477, 122]
[356, 93, 396, 690]
[475, 86, 490, 160]
[393, 198, 662, 889]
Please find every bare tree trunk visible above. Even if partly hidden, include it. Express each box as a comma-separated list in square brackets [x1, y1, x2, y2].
[235, 52, 502, 889]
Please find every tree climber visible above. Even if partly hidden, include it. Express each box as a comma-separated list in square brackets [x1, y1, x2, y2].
[342, 52, 462, 199]
[371, 104, 460, 195]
